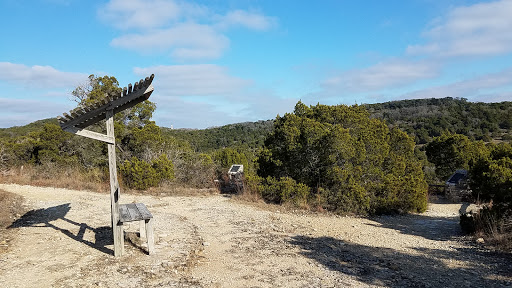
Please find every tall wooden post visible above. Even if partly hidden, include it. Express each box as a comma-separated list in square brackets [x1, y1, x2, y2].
[57, 74, 154, 257]
[106, 109, 124, 256]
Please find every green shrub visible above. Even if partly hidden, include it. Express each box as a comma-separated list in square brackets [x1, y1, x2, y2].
[244, 174, 263, 195]
[152, 154, 175, 182]
[119, 154, 174, 190]
[257, 102, 428, 215]
[259, 176, 310, 208]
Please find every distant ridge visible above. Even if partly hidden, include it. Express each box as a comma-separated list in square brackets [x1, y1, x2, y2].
[2, 97, 511, 149]
[365, 97, 512, 143]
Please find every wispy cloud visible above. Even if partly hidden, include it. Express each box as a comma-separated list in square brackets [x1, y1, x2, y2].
[0, 97, 73, 127]
[111, 23, 229, 60]
[313, 0, 512, 103]
[151, 96, 244, 128]
[99, 0, 276, 61]
[152, 92, 294, 129]
[238, 90, 296, 119]
[320, 59, 439, 94]
[407, 0, 512, 57]
[0, 62, 86, 88]
[134, 64, 293, 128]
[98, 0, 182, 30]
[215, 9, 276, 31]
[401, 68, 512, 101]
[134, 64, 250, 96]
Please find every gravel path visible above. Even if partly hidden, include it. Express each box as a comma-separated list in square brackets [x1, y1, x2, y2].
[0, 183, 511, 287]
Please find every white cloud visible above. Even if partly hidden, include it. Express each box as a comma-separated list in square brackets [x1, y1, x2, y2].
[0, 98, 73, 128]
[0, 98, 63, 113]
[98, 0, 182, 30]
[216, 10, 276, 31]
[134, 64, 250, 96]
[474, 91, 512, 103]
[99, 0, 276, 60]
[308, 1, 512, 107]
[111, 23, 229, 60]
[0, 62, 86, 89]
[238, 90, 296, 119]
[152, 96, 244, 128]
[133, 65, 294, 128]
[152, 92, 294, 129]
[321, 59, 439, 93]
[407, 0, 512, 57]
[401, 68, 512, 101]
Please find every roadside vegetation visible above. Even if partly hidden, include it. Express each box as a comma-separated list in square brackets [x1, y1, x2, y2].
[1, 75, 511, 249]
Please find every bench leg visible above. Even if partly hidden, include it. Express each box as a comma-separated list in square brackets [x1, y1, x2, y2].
[115, 223, 124, 257]
[145, 218, 155, 255]
[139, 220, 146, 239]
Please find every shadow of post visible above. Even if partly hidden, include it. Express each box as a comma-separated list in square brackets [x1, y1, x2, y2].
[367, 214, 462, 242]
[289, 235, 512, 287]
[8, 203, 114, 255]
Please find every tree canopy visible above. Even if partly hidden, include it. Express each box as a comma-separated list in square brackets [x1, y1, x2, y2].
[425, 133, 488, 180]
[366, 97, 512, 144]
[470, 143, 512, 208]
[257, 101, 428, 214]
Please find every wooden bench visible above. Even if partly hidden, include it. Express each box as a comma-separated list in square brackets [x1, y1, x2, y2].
[118, 203, 155, 255]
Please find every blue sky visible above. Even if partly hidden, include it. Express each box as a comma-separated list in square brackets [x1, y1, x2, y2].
[1, 0, 512, 129]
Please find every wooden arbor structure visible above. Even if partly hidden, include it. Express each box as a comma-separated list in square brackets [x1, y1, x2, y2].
[57, 74, 155, 257]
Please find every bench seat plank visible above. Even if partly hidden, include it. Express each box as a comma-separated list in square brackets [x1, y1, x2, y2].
[135, 203, 153, 219]
[119, 203, 153, 223]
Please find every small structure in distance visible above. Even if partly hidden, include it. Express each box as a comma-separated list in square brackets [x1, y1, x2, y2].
[445, 169, 470, 202]
[228, 164, 244, 181]
[215, 164, 244, 193]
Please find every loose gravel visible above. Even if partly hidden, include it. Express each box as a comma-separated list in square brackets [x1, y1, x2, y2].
[0, 183, 511, 287]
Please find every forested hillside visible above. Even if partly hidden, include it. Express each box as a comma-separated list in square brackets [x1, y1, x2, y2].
[3, 97, 510, 153]
[162, 120, 273, 152]
[365, 97, 512, 144]
[0, 118, 58, 139]
[1, 94, 511, 217]
[153, 97, 512, 152]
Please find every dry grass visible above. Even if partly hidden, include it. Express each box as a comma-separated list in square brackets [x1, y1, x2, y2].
[0, 165, 109, 193]
[484, 233, 512, 252]
[233, 188, 262, 203]
[0, 189, 27, 254]
[462, 206, 512, 253]
[0, 165, 218, 197]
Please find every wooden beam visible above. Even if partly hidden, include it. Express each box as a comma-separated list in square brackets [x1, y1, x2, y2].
[58, 74, 154, 128]
[106, 110, 124, 257]
[63, 113, 73, 121]
[63, 126, 115, 144]
[60, 84, 154, 130]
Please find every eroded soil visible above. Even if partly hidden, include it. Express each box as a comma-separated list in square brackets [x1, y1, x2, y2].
[0, 183, 511, 287]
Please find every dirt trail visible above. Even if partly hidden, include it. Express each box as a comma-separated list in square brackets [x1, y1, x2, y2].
[0, 183, 511, 287]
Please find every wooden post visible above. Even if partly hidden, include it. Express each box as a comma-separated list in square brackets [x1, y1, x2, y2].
[57, 75, 155, 258]
[106, 109, 123, 257]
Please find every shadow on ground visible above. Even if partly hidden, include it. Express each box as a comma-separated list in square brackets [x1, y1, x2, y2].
[367, 214, 462, 242]
[8, 203, 113, 255]
[367, 202, 478, 242]
[289, 235, 512, 287]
